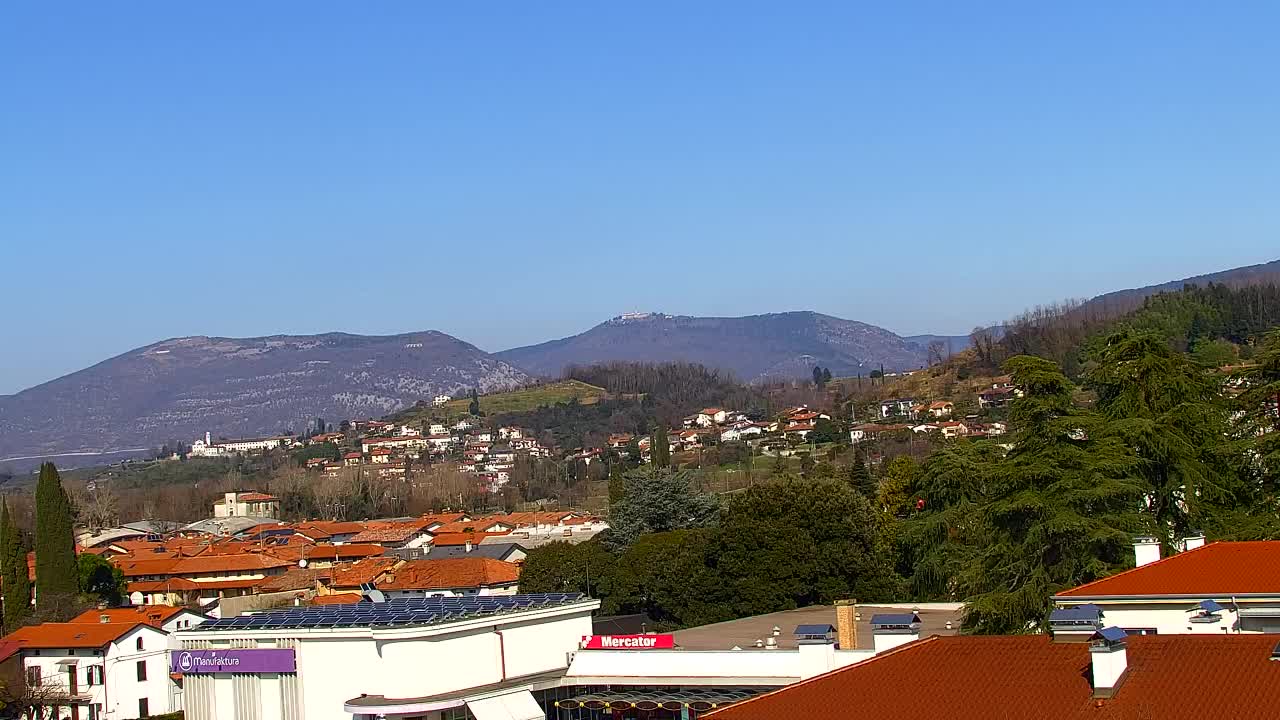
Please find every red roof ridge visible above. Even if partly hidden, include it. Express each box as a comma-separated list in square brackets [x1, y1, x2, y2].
[1055, 540, 1226, 597]
[704, 635, 940, 715]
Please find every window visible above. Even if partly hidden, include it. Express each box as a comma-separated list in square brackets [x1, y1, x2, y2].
[88, 704, 101, 720]
[138, 698, 149, 718]
[26, 665, 41, 687]
[85, 665, 104, 685]
[136, 637, 144, 651]
[136, 660, 147, 681]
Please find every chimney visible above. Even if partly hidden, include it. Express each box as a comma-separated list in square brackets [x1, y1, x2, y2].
[1181, 533, 1206, 552]
[465, 540, 473, 553]
[1133, 536, 1161, 567]
[871, 612, 921, 654]
[835, 599, 858, 649]
[99, 614, 110, 624]
[1089, 627, 1129, 698]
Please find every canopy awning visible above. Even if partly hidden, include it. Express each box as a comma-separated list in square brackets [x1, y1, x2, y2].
[554, 688, 757, 712]
[466, 690, 544, 720]
[1238, 607, 1280, 618]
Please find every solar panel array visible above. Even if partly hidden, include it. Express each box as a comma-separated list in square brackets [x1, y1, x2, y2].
[194, 593, 586, 632]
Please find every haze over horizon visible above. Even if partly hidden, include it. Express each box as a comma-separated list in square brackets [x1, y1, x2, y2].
[4, 3, 1279, 394]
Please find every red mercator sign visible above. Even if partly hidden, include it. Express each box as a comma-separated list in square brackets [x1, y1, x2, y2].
[581, 634, 675, 650]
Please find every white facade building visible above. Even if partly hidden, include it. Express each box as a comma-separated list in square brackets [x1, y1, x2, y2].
[212, 490, 280, 519]
[1053, 538, 1280, 635]
[8, 623, 173, 720]
[175, 594, 598, 720]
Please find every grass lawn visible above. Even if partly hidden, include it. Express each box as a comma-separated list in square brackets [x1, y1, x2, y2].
[401, 380, 610, 423]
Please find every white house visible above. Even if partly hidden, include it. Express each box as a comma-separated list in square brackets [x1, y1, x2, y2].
[5, 622, 173, 720]
[696, 408, 729, 427]
[432, 394, 453, 406]
[211, 490, 280, 519]
[1053, 538, 1280, 635]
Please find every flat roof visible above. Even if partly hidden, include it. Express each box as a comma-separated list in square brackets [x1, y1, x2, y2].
[189, 593, 588, 632]
[673, 604, 962, 651]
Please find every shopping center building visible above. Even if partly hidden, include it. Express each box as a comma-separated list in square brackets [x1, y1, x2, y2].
[171, 593, 958, 720]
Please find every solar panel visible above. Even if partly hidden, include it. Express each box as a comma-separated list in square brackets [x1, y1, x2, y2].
[182, 593, 588, 633]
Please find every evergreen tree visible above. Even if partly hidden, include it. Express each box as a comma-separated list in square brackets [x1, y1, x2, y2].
[822, 368, 833, 384]
[468, 388, 481, 416]
[812, 366, 824, 386]
[651, 425, 671, 468]
[0, 499, 31, 632]
[848, 448, 875, 498]
[1235, 330, 1280, 503]
[1086, 331, 1241, 548]
[35, 462, 79, 617]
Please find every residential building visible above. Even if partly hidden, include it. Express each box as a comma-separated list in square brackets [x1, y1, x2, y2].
[432, 394, 452, 406]
[69, 606, 208, 635]
[702, 632, 1280, 720]
[373, 557, 521, 598]
[211, 490, 280, 519]
[1052, 538, 1280, 635]
[878, 399, 918, 418]
[3, 621, 173, 720]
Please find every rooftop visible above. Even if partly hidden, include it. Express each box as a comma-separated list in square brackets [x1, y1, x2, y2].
[188, 593, 589, 632]
[375, 557, 520, 591]
[69, 605, 197, 628]
[672, 604, 961, 651]
[1056, 541, 1280, 598]
[704, 635, 1280, 720]
[3, 622, 152, 649]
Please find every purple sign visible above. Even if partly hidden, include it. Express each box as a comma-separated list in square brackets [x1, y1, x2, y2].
[171, 649, 296, 674]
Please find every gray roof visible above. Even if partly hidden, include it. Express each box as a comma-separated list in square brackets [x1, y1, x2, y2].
[182, 516, 279, 536]
[422, 543, 526, 561]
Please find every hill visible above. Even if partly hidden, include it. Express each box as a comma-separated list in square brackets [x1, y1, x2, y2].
[497, 311, 928, 382]
[1080, 258, 1280, 316]
[393, 379, 609, 424]
[0, 331, 528, 464]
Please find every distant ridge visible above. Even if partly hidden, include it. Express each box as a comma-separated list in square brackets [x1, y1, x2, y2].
[0, 331, 528, 463]
[497, 311, 928, 381]
[1081, 259, 1280, 315]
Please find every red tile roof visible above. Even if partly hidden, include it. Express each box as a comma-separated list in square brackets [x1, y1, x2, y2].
[706, 635, 1280, 720]
[1056, 541, 1280, 598]
[375, 558, 520, 591]
[330, 558, 401, 588]
[69, 606, 193, 628]
[310, 592, 362, 605]
[3, 622, 151, 649]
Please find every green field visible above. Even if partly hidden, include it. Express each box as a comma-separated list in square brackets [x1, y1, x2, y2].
[401, 380, 609, 423]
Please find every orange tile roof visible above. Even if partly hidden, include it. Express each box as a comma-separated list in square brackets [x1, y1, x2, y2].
[3, 622, 151, 649]
[113, 553, 293, 577]
[329, 558, 401, 588]
[430, 532, 507, 546]
[375, 558, 520, 591]
[705, 635, 1280, 720]
[127, 578, 201, 592]
[69, 606, 193, 628]
[1056, 541, 1280, 598]
[309, 592, 362, 605]
[349, 526, 428, 544]
[264, 543, 385, 563]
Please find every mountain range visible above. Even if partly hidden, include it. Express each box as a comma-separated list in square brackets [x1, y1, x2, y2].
[0, 332, 528, 465]
[497, 311, 928, 381]
[2, 258, 1276, 465]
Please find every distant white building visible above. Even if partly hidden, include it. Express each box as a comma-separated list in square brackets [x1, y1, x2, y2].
[432, 394, 453, 406]
[189, 432, 291, 457]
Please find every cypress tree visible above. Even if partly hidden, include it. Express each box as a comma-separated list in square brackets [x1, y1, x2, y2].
[35, 462, 79, 616]
[651, 426, 670, 468]
[1, 499, 31, 632]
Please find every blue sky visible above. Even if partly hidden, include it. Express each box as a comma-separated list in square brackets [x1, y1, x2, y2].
[2, 2, 1278, 394]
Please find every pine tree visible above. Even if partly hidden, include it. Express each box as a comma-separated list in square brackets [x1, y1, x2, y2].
[651, 426, 671, 468]
[35, 463, 79, 617]
[468, 388, 481, 416]
[848, 448, 875, 498]
[1, 499, 31, 632]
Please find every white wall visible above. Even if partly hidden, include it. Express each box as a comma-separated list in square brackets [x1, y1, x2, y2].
[565, 645, 875, 685]
[1057, 599, 1280, 635]
[22, 626, 172, 720]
